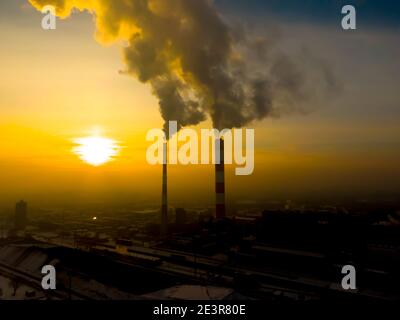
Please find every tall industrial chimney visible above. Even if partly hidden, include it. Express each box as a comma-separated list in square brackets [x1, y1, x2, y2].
[161, 141, 168, 236]
[215, 138, 226, 219]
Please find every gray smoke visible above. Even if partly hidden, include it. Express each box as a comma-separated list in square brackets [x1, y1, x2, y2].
[29, 0, 340, 132]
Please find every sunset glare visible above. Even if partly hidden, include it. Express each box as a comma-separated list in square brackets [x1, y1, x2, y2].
[73, 136, 120, 166]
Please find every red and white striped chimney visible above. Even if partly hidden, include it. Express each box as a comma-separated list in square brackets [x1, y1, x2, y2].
[215, 138, 226, 219]
[161, 141, 168, 236]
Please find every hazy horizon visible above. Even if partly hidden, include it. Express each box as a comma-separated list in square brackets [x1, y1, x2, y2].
[1, 0, 399, 209]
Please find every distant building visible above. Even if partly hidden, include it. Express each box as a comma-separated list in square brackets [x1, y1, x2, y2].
[198, 209, 214, 224]
[15, 200, 27, 230]
[175, 208, 187, 225]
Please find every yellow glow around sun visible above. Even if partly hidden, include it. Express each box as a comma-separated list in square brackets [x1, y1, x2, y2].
[73, 135, 121, 166]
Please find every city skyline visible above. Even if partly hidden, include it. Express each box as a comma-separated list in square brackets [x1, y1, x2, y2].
[0, 0, 399, 308]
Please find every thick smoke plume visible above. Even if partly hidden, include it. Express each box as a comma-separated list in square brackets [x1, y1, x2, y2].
[29, 0, 339, 132]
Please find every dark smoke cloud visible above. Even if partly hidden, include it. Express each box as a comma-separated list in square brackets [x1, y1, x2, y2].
[29, 0, 340, 131]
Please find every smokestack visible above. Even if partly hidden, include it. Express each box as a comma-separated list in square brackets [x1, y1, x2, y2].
[215, 138, 226, 219]
[161, 141, 168, 236]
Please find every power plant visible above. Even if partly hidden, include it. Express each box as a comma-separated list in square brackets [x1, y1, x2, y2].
[161, 141, 168, 237]
[160, 136, 227, 235]
[215, 138, 226, 219]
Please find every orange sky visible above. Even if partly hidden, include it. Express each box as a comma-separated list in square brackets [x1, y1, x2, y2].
[0, 1, 399, 208]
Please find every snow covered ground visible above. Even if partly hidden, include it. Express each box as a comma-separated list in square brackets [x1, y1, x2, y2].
[0, 275, 44, 300]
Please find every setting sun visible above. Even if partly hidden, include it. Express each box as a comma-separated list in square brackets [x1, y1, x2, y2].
[73, 136, 121, 166]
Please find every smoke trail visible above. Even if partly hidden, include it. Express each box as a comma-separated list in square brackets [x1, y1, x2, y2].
[29, 0, 339, 131]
